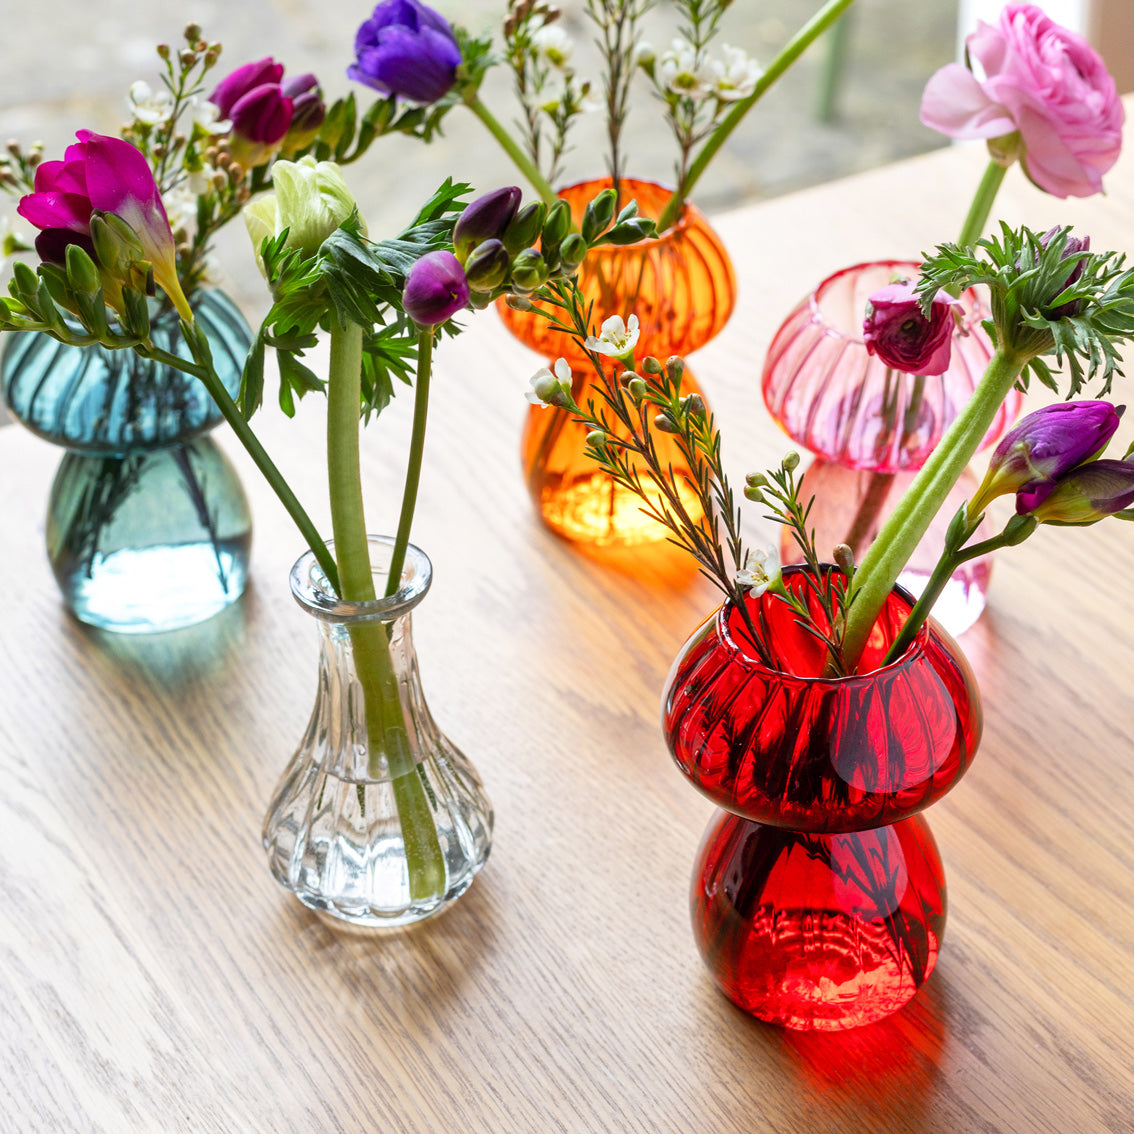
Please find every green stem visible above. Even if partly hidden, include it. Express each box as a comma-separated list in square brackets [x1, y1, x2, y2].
[161, 331, 339, 595]
[956, 159, 1009, 250]
[656, 0, 858, 232]
[326, 316, 445, 901]
[841, 344, 1029, 669]
[386, 327, 433, 598]
[467, 95, 558, 205]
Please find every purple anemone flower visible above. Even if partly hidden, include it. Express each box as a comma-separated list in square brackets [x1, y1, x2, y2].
[403, 250, 469, 325]
[348, 0, 461, 104]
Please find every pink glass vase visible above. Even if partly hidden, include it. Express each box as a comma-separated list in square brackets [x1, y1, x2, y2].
[499, 177, 736, 551]
[761, 260, 1021, 473]
[662, 566, 982, 1030]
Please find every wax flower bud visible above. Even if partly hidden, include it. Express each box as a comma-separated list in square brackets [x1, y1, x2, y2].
[454, 187, 522, 261]
[403, 250, 470, 325]
[526, 357, 573, 408]
[969, 400, 1123, 516]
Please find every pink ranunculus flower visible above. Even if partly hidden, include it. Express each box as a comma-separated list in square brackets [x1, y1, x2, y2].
[920, 4, 1123, 199]
[17, 130, 192, 320]
[862, 279, 961, 377]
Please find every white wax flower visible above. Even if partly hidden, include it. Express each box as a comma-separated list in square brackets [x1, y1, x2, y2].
[127, 80, 174, 126]
[710, 45, 762, 102]
[735, 546, 780, 595]
[585, 314, 640, 357]
[658, 39, 713, 101]
[187, 96, 230, 136]
[526, 357, 573, 407]
[532, 24, 574, 70]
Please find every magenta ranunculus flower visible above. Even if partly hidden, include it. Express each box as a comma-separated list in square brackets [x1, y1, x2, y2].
[1022, 458, 1134, 524]
[920, 4, 1124, 199]
[969, 399, 1123, 515]
[403, 250, 469, 325]
[17, 129, 191, 319]
[862, 279, 961, 377]
[348, 0, 462, 104]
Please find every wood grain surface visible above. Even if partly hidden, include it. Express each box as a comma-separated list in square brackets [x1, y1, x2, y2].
[1, 128, 1133, 1133]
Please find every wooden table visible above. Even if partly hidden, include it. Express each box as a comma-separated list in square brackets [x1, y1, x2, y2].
[2, 131, 1133, 1132]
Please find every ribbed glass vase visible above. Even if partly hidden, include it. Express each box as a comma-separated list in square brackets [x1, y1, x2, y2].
[0, 290, 252, 632]
[662, 566, 981, 1029]
[263, 537, 494, 929]
[499, 177, 736, 549]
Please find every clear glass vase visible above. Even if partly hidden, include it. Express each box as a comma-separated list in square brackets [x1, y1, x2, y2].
[263, 536, 494, 929]
[663, 566, 981, 1029]
[499, 177, 736, 550]
[0, 289, 252, 632]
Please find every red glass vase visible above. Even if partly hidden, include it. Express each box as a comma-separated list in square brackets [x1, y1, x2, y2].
[761, 260, 1021, 473]
[500, 178, 736, 549]
[662, 567, 981, 1029]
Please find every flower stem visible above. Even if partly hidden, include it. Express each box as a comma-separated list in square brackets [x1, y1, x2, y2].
[656, 0, 857, 233]
[840, 344, 1028, 669]
[956, 159, 1008, 249]
[466, 95, 558, 205]
[326, 316, 445, 901]
[386, 327, 433, 598]
[161, 328, 340, 594]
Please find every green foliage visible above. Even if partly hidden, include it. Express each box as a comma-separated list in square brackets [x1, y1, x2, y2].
[915, 222, 1134, 398]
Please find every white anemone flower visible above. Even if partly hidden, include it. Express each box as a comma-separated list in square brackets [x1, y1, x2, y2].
[532, 24, 574, 71]
[526, 357, 573, 407]
[585, 314, 640, 358]
[127, 80, 175, 126]
[710, 45, 762, 102]
[657, 39, 713, 101]
[735, 546, 780, 595]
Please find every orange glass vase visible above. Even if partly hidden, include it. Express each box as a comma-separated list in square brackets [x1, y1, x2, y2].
[500, 178, 736, 549]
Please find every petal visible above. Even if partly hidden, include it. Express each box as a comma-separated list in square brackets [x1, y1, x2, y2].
[920, 63, 1016, 139]
[74, 131, 161, 214]
[16, 190, 92, 233]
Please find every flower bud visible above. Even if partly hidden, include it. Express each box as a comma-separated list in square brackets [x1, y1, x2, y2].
[605, 217, 656, 245]
[586, 429, 608, 450]
[541, 198, 572, 251]
[654, 412, 679, 433]
[280, 74, 327, 155]
[463, 237, 510, 290]
[403, 250, 470, 325]
[641, 356, 663, 376]
[627, 377, 648, 402]
[502, 201, 546, 255]
[509, 248, 549, 293]
[559, 232, 587, 273]
[745, 472, 768, 488]
[743, 485, 764, 503]
[833, 544, 855, 574]
[454, 186, 522, 261]
[526, 357, 573, 408]
[782, 451, 800, 472]
[1024, 458, 1134, 524]
[682, 392, 705, 417]
[64, 242, 101, 295]
[969, 399, 1123, 516]
[581, 188, 616, 244]
[1035, 226, 1091, 317]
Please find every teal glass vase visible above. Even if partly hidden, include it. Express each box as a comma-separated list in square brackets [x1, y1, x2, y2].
[1, 290, 253, 633]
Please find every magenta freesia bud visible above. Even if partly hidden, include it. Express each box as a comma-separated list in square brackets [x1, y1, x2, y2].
[280, 74, 326, 154]
[210, 57, 285, 118]
[348, 0, 461, 104]
[403, 250, 469, 325]
[969, 399, 1123, 515]
[862, 278, 961, 376]
[17, 129, 190, 319]
[453, 187, 522, 260]
[1023, 458, 1134, 524]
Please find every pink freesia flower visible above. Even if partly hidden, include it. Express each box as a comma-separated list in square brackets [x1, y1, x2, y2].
[920, 4, 1123, 198]
[209, 57, 296, 168]
[17, 130, 191, 319]
[862, 279, 961, 377]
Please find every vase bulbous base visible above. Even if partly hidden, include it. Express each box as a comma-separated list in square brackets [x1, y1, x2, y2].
[692, 811, 946, 1031]
[784, 458, 992, 638]
[47, 435, 251, 633]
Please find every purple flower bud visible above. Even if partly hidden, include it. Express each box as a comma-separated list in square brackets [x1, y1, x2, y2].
[210, 58, 285, 119]
[229, 85, 294, 148]
[1023, 458, 1134, 524]
[403, 250, 469, 325]
[1037, 226, 1091, 318]
[862, 278, 961, 376]
[453, 187, 522, 260]
[348, 0, 461, 104]
[280, 75, 327, 154]
[969, 399, 1123, 515]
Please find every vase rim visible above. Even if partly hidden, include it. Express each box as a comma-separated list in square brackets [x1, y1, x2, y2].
[718, 565, 929, 683]
[555, 175, 698, 242]
[290, 535, 432, 623]
[808, 259, 988, 345]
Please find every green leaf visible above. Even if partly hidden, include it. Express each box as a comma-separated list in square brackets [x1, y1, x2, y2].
[239, 333, 266, 419]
